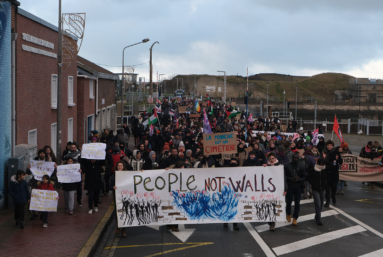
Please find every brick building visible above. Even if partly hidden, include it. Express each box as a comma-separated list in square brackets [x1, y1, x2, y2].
[77, 56, 118, 145]
[13, 8, 78, 156]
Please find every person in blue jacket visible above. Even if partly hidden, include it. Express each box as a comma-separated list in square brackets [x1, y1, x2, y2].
[9, 170, 30, 229]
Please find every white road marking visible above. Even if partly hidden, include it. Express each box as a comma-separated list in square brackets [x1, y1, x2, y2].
[146, 225, 161, 231]
[330, 205, 383, 239]
[292, 198, 314, 206]
[244, 222, 276, 257]
[255, 210, 339, 232]
[359, 248, 383, 257]
[170, 224, 195, 243]
[272, 225, 366, 256]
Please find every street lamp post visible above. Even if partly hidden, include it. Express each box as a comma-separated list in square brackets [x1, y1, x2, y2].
[175, 78, 179, 90]
[57, 0, 63, 164]
[267, 81, 269, 112]
[121, 38, 149, 127]
[149, 41, 159, 99]
[159, 74, 165, 96]
[283, 90, 286, 120]
[217, 71, 226, 103]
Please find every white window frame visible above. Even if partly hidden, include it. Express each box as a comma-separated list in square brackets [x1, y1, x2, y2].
[89, 80, 94, 99]
[51, 75, 58, 109]
[68, 118, 73, 142]
[68, 76, 75, 106]
[28, 129, 37, 146]
[107, 107, 111, 128]
[51, 123, 57, 155]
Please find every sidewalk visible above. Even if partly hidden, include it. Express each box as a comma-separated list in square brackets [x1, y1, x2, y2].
[0, 185, 113, 257]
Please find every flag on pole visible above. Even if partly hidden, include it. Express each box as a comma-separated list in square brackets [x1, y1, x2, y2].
[169, 110, 175, 116]
[292, 133, 300, 142]
[195, 99, 201, 112]
[333, 116, 345, 146]
[154, 105, 161, 113]
[147, 109, 158, 124]
[248, 113, 253, 123]
[312, 128, 319, 145]
[203, 108, 213, 134]
[225, 109, 239, 119]
[210, 105, 213, 116]
[156, 99, 161, 105]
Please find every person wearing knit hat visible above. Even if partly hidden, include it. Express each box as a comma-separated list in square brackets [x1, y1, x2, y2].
[163, 143, 170, 151]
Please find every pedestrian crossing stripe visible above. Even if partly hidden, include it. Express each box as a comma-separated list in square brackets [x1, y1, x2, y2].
[359, 248, 383, 257]
[272, 225, 366, 256]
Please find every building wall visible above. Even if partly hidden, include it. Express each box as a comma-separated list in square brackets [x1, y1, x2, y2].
[0, 0, 12, 209]
[77, 77, 95, 145]
[15, 12, 77, 154]
[97, 78, 116, 132]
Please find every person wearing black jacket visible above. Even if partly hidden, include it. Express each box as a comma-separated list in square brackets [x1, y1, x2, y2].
[142, 151, 159, 170]
[161, 148, 181, 169]
[317, 137, 325, 154]
[284, 153, 307, 226]
[83, 159, 105, 214]
[307, 158, 328, 226]
[243, 151, 262, 166]
[323, 140, 343, 207]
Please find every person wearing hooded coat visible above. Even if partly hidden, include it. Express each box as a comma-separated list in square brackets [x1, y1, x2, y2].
[317, 137, 325, 154]
[142, 151, 159, 170]
[276, 145, 289, 165]
[307, 158, 328, 226]
[237, 142, 247, 166]
[322, 140, 343, 207]
[82, 159, 105, 214]
[242, 150, 262, 166]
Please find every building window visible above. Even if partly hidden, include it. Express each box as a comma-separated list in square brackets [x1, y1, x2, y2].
[28, 129, 37, 146]
[51, 75, 58, 109]
[107, 107, 111, 128]
[90, 80, 94, 99]
[68, 118, 73, 142]
[51, 123, 57, 155]
[68, 76, 74, 106]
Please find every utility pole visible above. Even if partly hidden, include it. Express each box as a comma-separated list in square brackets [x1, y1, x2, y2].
[194, 76, 196, 98]
[246, 67, 249, 116]
[266, 81, 269, 110]
[149, 41, 159, 98]
[57, 0, 63, 165]
[314, 101, 317, 130]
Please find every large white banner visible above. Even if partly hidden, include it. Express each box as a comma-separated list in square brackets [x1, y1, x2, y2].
[81, 143, 106, 160]
[115, 167, 286, 228]
[57, 164, 81, 183]
[30, 160, 56, 181]
[30, 189, 59, 212]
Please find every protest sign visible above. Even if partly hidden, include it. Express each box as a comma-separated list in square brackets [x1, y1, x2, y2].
[30, 160, 55, 181]
[178, 106, 187, 113]
[190, 114, 201, 118]
[30, 189, 58, 212]
[81, 143, 106, 160]
[339, 155, 358, 172]
[231, 102, 236, 106]
[57, 164, 81, 183]
[115, 167, 286, 227]
[203, 132, 237, 155]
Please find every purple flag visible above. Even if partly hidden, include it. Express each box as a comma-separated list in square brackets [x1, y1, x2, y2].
[203, 109, 213, 134]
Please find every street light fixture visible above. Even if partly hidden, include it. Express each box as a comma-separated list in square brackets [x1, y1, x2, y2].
[150, 41, 159, 99]
[283, 90, 286, 119]
[217, 70, 226, 103]
[121, 38, 150, 127]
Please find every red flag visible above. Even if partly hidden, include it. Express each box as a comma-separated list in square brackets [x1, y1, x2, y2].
[333, 116, 345, 146]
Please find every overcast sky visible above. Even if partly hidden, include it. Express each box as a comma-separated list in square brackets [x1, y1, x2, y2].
[21, 0, 383, 80]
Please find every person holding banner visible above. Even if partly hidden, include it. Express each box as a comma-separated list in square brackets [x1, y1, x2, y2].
[284, 153, 307, 226]
[110, 161, 128, 237]
[36, 175, 57, 228]
[9, 170, 30, 229]
[83, 159, 105, 214]
[62, 157, 82, 215]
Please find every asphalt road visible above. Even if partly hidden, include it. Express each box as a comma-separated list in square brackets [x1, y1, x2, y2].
[94, 181, 383, 257]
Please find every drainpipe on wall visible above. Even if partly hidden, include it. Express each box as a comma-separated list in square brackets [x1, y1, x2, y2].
[11, 33, 18, 156]
[95, 78, 99, 130]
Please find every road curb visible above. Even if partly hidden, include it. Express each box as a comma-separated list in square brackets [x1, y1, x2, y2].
[78, 203, 115, 257]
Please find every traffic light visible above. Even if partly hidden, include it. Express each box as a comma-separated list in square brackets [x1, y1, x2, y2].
[244, 96, 248, 104]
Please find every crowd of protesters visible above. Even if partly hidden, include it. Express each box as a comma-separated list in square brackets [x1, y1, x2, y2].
[8, 95, 383, 234]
